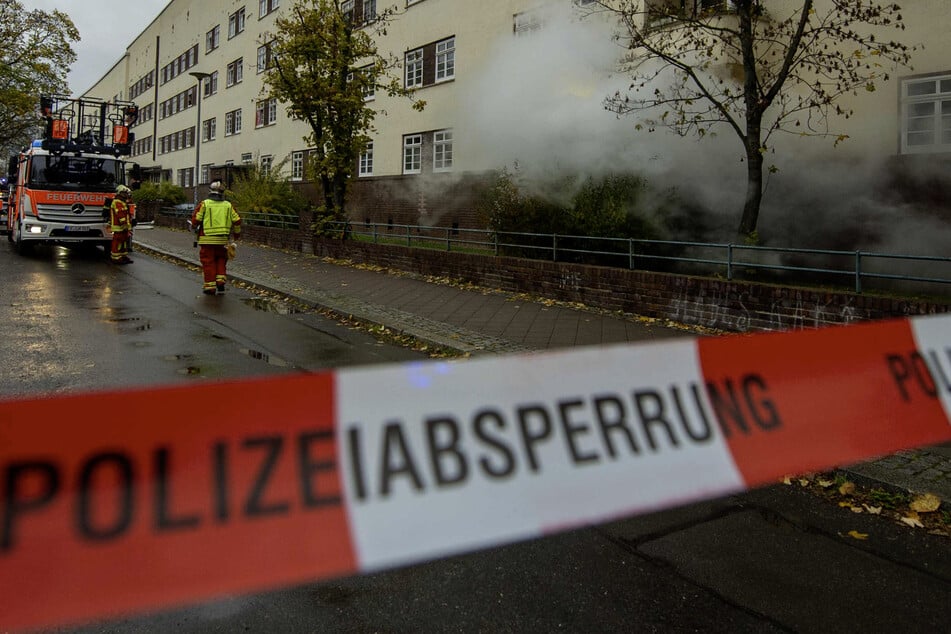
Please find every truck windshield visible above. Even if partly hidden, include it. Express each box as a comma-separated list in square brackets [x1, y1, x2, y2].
[29, 155, 121, 192]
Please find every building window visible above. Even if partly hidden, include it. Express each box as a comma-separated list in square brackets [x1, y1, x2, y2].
[259, 0, 280, 18]
[435, 37, 454, 82]
[341, 0, 354, 22]
[242, 153, 254, 164]
[363, 0, 376, 24]
[257, 42, 276, 73]
[359, 141, 374, 176]
[229, 7, 246, 38]
[514, 10, 543, 36]
[901, 74, 951, 154]
[291, 151, 304, 180]
[202, 117, 216, 142]
[225, 109, 242, 135]
[405, 48, 423, 88]
[261, 155, 273, 177]
[403, 134, 422, 174]
[178, 167, 195, 188]
[201, 164, 212, 185]
[203, 71, 219, 97]
[433, 130, 453, 172]
[255, 98, 278, 127]
[206, 25, 220, 52]
[227, 58, 243, 87]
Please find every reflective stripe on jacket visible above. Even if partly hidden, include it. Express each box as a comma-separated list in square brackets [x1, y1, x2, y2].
[194, 199, 241, 245]
[110, 199, 132, 232]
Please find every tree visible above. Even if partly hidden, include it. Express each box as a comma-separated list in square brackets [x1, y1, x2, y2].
[597, 0, 913, 240]
[263, 0, 423, 232]
[0, 1, 78, 157]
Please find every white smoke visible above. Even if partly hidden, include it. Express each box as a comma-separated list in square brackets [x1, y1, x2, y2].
[460, 4, 951, 253]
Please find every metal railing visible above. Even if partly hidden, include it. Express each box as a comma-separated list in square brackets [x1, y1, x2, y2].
[160, 206, 299, 230]
[333, 221, 951, 297]
[155, 207, 951, 297]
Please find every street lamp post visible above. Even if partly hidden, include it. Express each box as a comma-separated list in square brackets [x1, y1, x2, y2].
[189, 71, 212, 206]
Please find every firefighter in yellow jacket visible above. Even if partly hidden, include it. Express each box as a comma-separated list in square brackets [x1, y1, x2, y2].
[110, 185, 134, 264]
[191, 180, 242, 294]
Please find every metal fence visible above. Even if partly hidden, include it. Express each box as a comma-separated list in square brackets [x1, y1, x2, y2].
[160, 206, 300, 231]
[333, 220, 951, 297]
[156, 206, 951, 297]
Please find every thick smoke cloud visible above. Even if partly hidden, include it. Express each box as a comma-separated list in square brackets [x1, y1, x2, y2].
[460, 4, 951, 254]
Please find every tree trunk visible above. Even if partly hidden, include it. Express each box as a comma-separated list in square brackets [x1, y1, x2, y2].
[738, 139, 763, 240]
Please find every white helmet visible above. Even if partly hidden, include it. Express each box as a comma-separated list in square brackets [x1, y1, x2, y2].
[116, 184, 132, 196]
[209, 180, 226, 194]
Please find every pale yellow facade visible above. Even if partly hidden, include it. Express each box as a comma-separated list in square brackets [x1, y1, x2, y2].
[80, 0, 950, 198]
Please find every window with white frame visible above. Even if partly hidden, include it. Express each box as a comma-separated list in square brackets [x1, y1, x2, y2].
[229, 7, 246, 38]
[225, 108, 242, 135]
[341, 0, 354, 22]
[227, 58, 243, 87]
[405, 48, 423, 88]
[203, 71, 218, 97]
[359, 141, 374, 176]
[257, 42, 276, 73]
[255, 98, 278, 127]
[514, 10, 543, 36]
[363, 0, 376, 23]
[202, 117, 216, 142]
[291, 151, 304, 180]
[259, 0, 280, 18]
[403, 134, 422, 174]
[261, 155, 273, 177]
[901, 74, 951, 154]
[206, 25, 220, 52]
[201, 164, 212, 185]
[433, 130, 453, 171]
[435, 37, 454, 82]
[178, 167, 195, 188]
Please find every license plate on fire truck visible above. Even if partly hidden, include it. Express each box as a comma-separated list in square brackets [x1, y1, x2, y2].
[64, 225, 86, 232]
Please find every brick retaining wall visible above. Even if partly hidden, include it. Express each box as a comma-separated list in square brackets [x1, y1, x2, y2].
[311, 238, 951, 333]
[152, 211, 951, 333]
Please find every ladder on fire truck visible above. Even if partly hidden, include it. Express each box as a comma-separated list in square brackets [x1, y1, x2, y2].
[40, 94, 139, 157]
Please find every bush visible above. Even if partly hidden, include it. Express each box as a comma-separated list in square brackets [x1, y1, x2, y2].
[229, 158, 308, 216]
[132, 180, 186, 205]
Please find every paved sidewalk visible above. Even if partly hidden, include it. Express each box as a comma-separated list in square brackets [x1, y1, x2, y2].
[133, 224, 951, 503]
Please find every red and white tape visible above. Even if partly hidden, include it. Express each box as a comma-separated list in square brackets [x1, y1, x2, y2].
[2, 314, 949, 630]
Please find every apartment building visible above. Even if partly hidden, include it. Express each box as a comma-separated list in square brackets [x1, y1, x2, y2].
[82, 0, 950, 230]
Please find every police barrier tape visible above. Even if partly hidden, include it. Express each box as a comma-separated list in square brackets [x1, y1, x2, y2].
[2, 314, 950, 630]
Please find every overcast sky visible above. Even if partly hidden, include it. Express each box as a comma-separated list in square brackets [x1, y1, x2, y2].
[21, 0, 170, 96]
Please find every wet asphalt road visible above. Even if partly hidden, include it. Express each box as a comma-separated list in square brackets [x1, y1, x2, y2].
[0, 242, 424, 399]
[2, 243, 949, 633]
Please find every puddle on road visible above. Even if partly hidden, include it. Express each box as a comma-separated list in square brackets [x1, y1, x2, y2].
[242, 297, 300, 315]
[240, 347, 291, 367]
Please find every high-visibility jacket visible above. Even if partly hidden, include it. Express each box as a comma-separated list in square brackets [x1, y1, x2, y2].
[110, 198, 132, 232]
[193, 198, 241, 245]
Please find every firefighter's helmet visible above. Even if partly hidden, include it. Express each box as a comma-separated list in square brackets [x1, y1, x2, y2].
[116, 185, 132, 197]
[209, 180, 226, 196]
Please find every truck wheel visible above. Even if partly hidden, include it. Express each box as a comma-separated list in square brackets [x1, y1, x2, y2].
[12, 222, 32, 254]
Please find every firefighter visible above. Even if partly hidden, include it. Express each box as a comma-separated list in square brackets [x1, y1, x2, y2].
[110, 185, 134, 264]
[191, 180, 241, 295]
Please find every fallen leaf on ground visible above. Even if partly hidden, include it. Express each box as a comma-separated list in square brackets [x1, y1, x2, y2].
[862, 504, 883, 515]
[817, 479, 834, 488]
[900, 512, 925, 528]
[909, 493, 941, 513]
[839, 482, 856, 495]
[847, 530, 869, 540]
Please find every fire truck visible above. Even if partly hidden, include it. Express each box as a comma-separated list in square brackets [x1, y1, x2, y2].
[5, 95, 139, 254]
